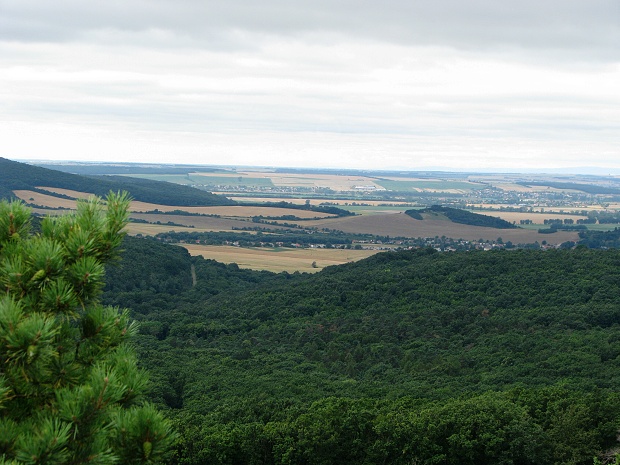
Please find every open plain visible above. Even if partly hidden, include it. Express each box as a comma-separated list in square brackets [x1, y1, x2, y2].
[11, 165, 617, 271]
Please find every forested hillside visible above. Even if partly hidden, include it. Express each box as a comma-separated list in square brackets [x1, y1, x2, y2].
[0, 157, 235, 206]
[103, 238, 620, 464]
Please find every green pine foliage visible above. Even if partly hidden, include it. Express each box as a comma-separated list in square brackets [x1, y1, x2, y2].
[0, 193, 174, 464]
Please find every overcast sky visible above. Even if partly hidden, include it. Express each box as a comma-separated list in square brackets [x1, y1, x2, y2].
[1, 1, 619, 172]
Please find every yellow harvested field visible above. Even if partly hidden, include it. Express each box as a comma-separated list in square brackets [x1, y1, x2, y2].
[14, 190, 77, 209]
[35, 187, 94, 199]
[128, 203, 335, 218]
[182, 244, 378, 273]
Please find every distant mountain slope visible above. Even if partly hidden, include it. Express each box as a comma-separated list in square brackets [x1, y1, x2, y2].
[31, 162, 226, 176]
[0, 158, 235, 206]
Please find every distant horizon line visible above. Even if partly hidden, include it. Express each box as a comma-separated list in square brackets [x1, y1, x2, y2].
[11, 157, 620, 177]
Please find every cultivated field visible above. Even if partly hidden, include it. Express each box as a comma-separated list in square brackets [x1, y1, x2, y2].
[128, 210, 580, 245]
[12, 189, 335, 219]
[128, 212, 265, 232]
[34, 187, 96, 199]
[202, 171, 486, 193]
[195, 171, 386, 191]
[127, 204, 335, 219]
[14, 190, 78, 209]
[125, 223, 231, 236]
[182, 244, 379, 273]
[15, 188, 581, 246]
[303, 212, 580, 244]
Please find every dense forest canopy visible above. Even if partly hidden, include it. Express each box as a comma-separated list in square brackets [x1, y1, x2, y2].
[102, 238, 620, 464]
[579, 228, 620, 248]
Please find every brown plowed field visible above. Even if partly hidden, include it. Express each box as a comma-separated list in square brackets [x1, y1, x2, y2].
[305, 212, 579, 244]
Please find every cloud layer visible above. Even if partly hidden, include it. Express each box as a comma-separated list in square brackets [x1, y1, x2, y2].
[1, 0, 619, 171]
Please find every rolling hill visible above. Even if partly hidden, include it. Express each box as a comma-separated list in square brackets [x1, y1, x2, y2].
[0, 157, 235, 206]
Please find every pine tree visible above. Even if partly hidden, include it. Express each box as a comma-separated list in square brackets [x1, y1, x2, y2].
[0, 192, 174, 464]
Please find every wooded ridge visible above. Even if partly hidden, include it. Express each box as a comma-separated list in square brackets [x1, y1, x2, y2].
[102, 238, 620, 464]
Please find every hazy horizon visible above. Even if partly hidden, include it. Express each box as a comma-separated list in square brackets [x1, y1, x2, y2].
[13, 157, 620, 177]
[2, 1, 618, 172]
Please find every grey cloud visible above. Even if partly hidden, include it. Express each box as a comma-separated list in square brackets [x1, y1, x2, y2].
[1, 0, 618, 59]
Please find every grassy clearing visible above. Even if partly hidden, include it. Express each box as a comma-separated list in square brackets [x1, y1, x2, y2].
[182, 244, 379, 273]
